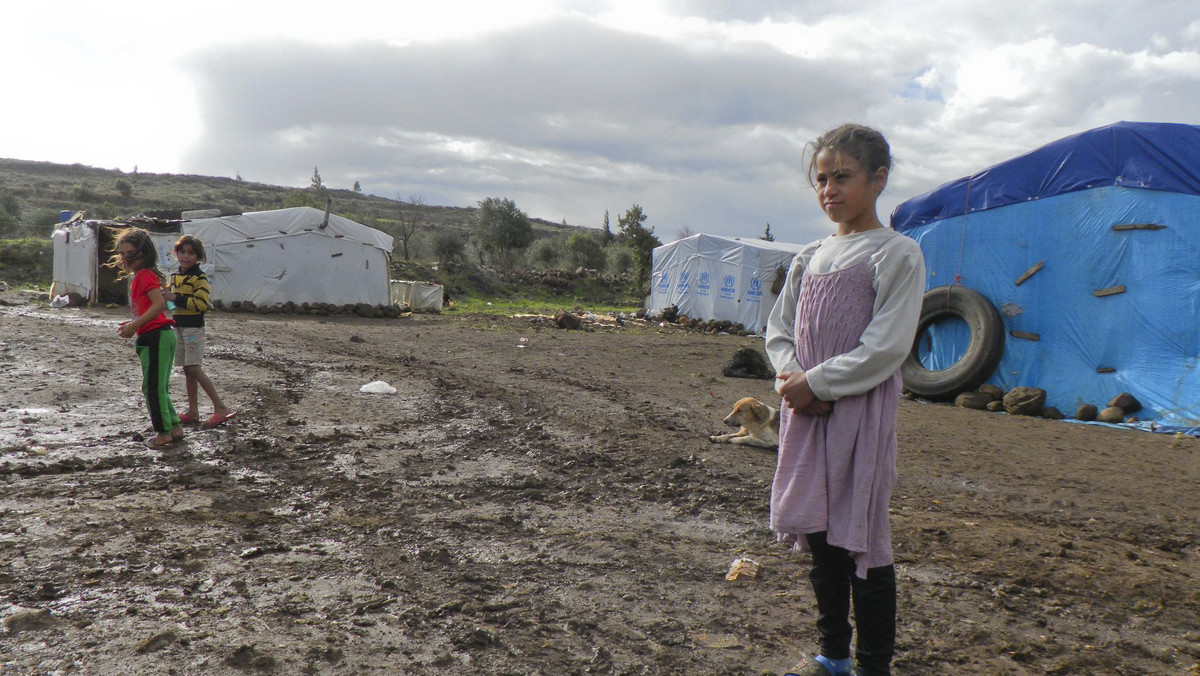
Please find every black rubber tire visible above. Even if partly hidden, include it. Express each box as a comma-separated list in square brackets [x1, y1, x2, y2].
[901, 285, 1005, 400]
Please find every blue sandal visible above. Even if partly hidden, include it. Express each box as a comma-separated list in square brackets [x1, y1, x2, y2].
[785, 656, 852, 676]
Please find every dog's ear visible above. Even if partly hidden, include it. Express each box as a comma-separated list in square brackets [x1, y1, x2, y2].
[747, 399, 768, 422]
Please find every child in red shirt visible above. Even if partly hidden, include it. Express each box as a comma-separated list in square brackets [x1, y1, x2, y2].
[111, 227, 183, 447]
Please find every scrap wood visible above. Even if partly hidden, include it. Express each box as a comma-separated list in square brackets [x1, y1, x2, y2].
[1112, 223, 1166, 231]
[1014, 260, 1044, 286]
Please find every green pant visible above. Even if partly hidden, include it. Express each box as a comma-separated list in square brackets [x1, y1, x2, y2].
[136, 327, 180, 434]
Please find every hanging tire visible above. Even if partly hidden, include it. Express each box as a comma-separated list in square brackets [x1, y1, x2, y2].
[901, 285, 1005, 400]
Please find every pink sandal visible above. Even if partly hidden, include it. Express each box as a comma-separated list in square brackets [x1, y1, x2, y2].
[178, 413, 200, 424]
[203, 411, 237, 428]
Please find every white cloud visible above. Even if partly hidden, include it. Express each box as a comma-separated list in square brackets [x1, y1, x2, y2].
[1, 0, 1197, 244]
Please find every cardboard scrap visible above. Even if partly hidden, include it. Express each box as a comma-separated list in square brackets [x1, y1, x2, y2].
[725, 557, 760, 581]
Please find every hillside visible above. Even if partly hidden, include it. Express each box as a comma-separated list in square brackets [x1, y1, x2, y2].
[0, 158, 642, 309]
[0, 157, 590, 251]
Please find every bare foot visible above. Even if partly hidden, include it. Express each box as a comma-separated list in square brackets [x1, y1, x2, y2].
[147, 433, 175, 448]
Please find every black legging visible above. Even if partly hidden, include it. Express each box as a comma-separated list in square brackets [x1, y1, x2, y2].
[805, 531, 896, 676]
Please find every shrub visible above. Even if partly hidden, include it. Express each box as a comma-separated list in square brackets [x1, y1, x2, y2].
[71, 182, 97, 201]
[433, 229, 466, 267]
[0, 191, 20, 219]
[33, 209, 61, 229]
[528, 237, 561, 269]
[0, 211, 17, 238]
[606, 246, 634, 276]
[565, 231, 606, 270]
[0, 238, 53, 287]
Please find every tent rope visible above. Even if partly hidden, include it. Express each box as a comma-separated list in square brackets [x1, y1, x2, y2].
[952, 175, 973, 290]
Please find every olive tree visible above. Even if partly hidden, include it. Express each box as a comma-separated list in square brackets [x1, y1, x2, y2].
[472, 197, 534, 269]
[564, 231, 606, 270]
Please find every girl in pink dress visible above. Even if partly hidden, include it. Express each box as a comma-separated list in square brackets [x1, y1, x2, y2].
[765, 124, 925, 676]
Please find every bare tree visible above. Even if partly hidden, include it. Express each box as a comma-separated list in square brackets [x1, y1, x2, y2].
[394, 194, 424, 261]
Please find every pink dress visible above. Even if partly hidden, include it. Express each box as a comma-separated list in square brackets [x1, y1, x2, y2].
[770, 256, 899, 579]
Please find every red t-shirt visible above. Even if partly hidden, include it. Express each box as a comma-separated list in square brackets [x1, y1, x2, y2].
[129, 269, 175, 335]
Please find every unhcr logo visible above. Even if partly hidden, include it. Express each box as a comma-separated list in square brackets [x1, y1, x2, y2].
[676, 270, 691, 293]
[657, 272, 670, 293]
[697, 272, 710, 296]
[745, 277, 763, 303]
[720, 274, 736, 300]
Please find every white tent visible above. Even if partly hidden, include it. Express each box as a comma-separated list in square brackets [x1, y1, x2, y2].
[185, 207, 393, 306]
[648, 233, 806, 332]
[51, 218, 177, 304]
[52, 207, 395, 307]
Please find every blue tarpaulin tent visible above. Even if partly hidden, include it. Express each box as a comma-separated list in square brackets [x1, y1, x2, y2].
[891, 121, 1200, 430]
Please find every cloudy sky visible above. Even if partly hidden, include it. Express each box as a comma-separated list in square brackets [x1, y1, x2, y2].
[4, 0, 1199, 243]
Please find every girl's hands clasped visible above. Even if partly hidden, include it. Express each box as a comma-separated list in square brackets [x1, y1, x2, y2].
[777, 371, 833, 416]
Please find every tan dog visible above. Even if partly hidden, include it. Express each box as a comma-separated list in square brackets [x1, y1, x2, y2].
[709, 397, 779, 449]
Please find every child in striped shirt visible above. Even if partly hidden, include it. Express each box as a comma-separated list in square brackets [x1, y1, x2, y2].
[167, 235, 236, 429]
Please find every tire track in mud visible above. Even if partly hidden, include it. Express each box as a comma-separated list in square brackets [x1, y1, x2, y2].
[169, 325, 784, 674]
[5, 306, 1197, 674]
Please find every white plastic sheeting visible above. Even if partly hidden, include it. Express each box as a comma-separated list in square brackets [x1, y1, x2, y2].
[51, 221, 176, 302]
[390, 280, 443, 312]
[185, 207, 393, 307]
[648, 233, 806, 333]
[50, 223, 98, 298]
[52, 207, 395, 307]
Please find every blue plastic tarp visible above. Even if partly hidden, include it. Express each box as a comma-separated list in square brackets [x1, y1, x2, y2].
[893, 121, 1200, 233]
[891, 121, 1200, 429]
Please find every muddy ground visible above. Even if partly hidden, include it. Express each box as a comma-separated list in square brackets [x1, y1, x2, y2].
[0, 294, 1197, 675]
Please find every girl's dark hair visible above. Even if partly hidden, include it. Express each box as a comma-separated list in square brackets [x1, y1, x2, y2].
[174, 234, 207, 263]
[805, 123, 893, 188]
[106, 227, 166, 284]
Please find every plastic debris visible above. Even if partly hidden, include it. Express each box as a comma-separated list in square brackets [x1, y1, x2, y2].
[725, 557, 760, 581]
[50, 295, 70, 308]
[359, 380, 397, 394]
